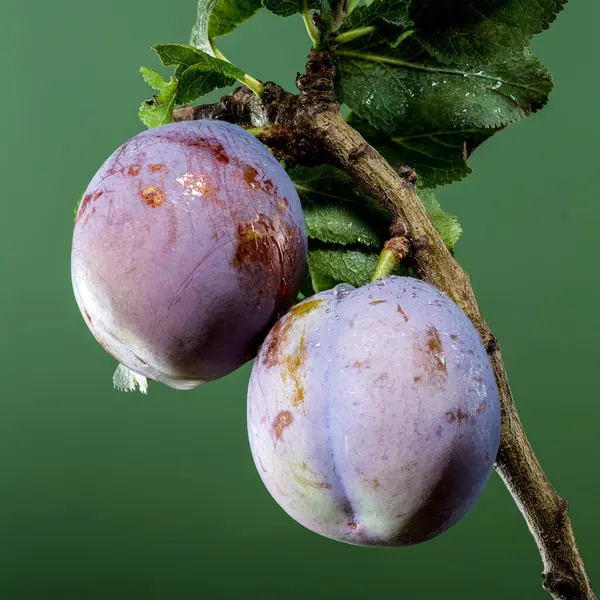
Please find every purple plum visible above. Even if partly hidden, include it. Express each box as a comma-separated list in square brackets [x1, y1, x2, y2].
[72, 120, 307, 389]
[247, 277, 501, 546]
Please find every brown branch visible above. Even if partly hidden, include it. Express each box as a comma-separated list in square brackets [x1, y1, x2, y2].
[172, 48, 595, 600]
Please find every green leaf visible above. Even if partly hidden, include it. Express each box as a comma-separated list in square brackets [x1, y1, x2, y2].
[261, 0, 325, 17]
[290, 164, 384, 247]
[307, 249, 380, 291]
[343, 0, 412, 31]
[292, 164, 374, 204]
[409, 0, 567, 62]
[290, 164, 390, 218]
[153, 45, 245, 104]
[336, 44, 553, 137]
[304, 203, 382, 247]
[347, 113, 500, 188]
[139, 67, 178, 129]
[290, 164, 392, 243]
[418, 188, 462, 250]
[153, 43, 209, 68]
[208, 0, 263, 38]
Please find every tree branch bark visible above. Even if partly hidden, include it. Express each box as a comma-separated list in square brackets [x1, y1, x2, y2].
[173, 48, 595, 600]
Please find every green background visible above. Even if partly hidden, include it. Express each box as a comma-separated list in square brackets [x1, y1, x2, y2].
[1, 1, 597, 598]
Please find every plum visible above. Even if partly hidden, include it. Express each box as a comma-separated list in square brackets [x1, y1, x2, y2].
[72, 120, 307, 390]
[247, 277, 501, 546]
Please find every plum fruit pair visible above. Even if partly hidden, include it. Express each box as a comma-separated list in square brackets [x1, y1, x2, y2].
[72, 120, 501, 547]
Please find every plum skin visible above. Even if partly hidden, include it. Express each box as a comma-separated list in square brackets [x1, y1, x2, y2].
[71, 120, 307, 389]
[247, 277, 501, 547]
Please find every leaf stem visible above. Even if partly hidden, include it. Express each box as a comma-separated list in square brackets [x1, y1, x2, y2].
[302, 0, 321, 48]
[391, 28, 416, 48]
[209, 38, 264, 97]
[239, 73, 264, 97]
[210, 38, 228, 61]
[336, 26, 377, 45]
[371, 248, 399, 281]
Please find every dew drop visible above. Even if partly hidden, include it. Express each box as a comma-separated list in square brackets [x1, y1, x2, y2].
[334, 283, 354, 299]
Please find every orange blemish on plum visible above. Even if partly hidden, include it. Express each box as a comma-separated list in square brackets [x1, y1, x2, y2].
[369, 300, 387, 305]
[77, 190, 104, 222]
[127, 165, 141, 176]
[397, 304, 409, 322]
[425, 326, 447, 376]
[149, 163, 165, 172]
[204, 140, 230, 164]
[352, 361, 369, 368]
[283, 334, 307, 408]
[413, 326, 448, 389]
[232, 214, 278, 268]
[242, 165, 281, 196]
[243, 166, 260, 188]
[445, 407, 472, 424]
[273, 410, 293, 440]
[141, 185, 165, 207]
[77, 194, 93, 220]
[261, 299, 325, 369]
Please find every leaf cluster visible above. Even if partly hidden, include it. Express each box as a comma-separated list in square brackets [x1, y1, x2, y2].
[136, 0, 565, 292]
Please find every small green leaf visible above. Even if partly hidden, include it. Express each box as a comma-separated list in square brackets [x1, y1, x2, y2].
[177, 62, 239, 104]
[410, 0, 567, 62]
[154, 45, 245, 103]
[139, 67, 178, 129]
[307, 249, 380, 291]
[153, 43, 208, 68]
[336, 44, 553, 136]
[347, 113, 499, 188]
[418, 188, 462, 250]
[304, 203, 382, 247]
